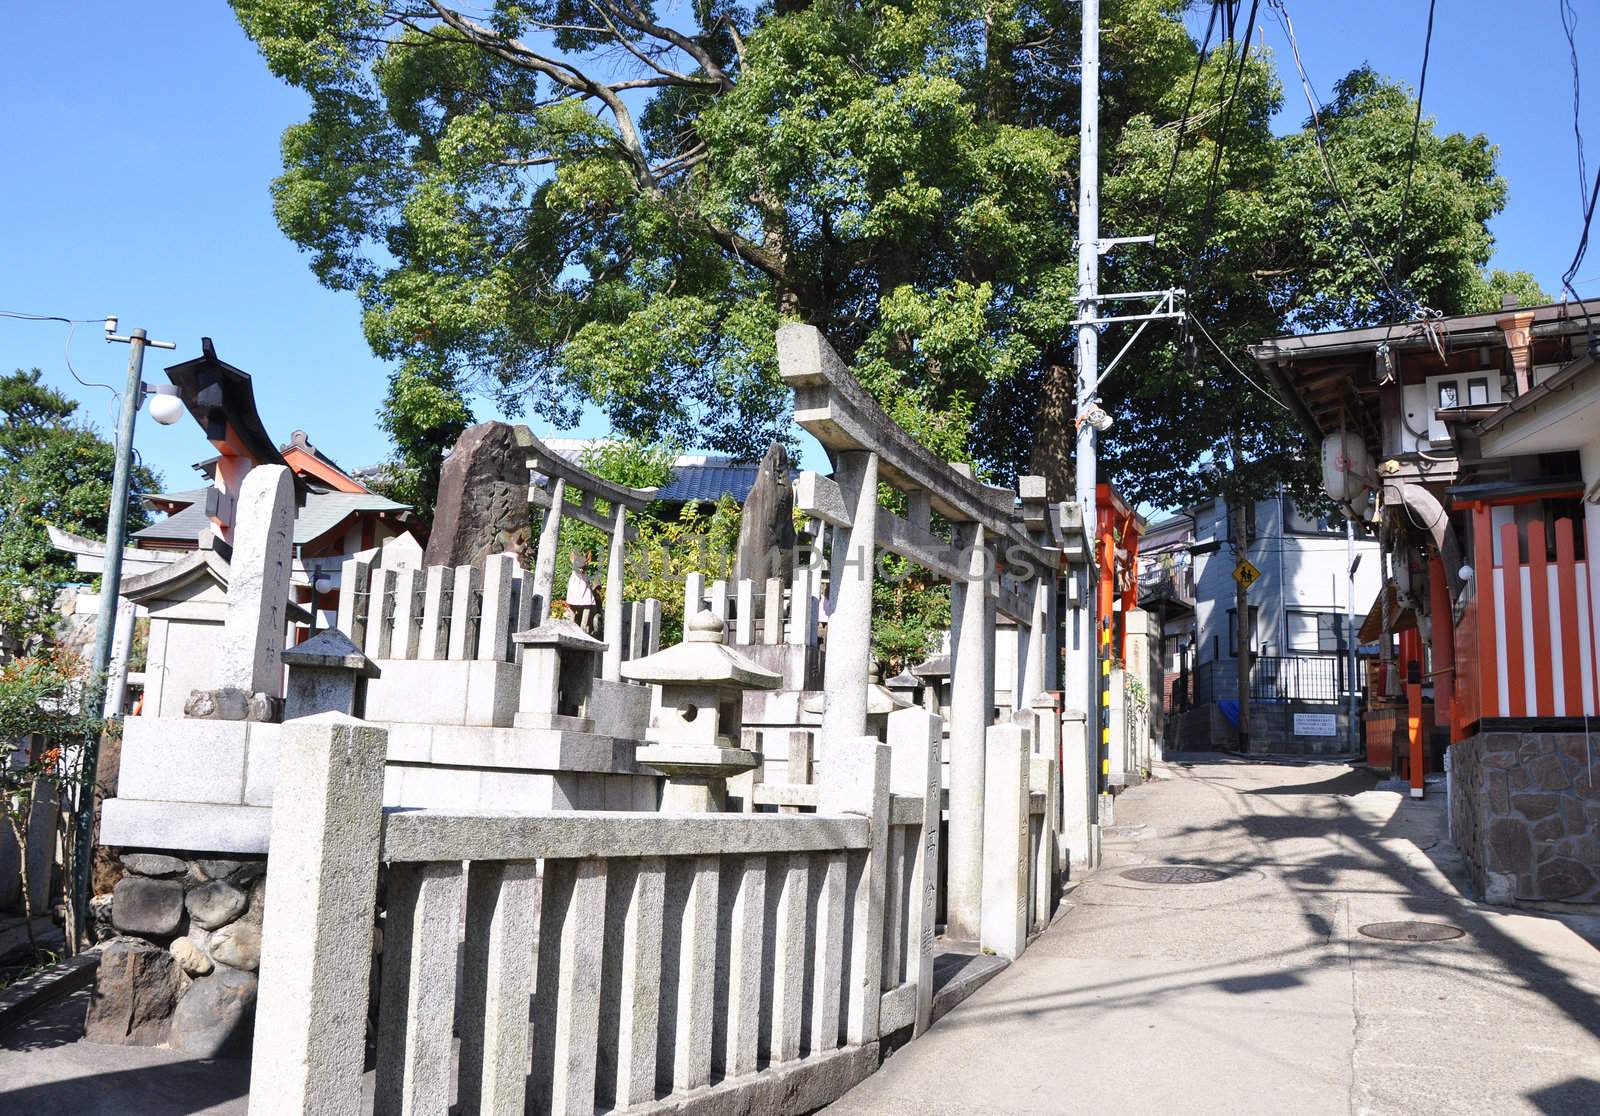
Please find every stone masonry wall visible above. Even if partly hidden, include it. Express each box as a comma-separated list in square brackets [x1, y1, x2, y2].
[1450, 731, 1600, 905]
[85, 849, 267, 1055]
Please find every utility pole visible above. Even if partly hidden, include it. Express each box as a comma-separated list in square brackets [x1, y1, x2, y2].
[1346, 524, 1361, 755]
[1232, 500, 1251, 751]
[1074, 0, 1184, 820]
[1076, 0, 1104, 807]
[75, 323, 176, 945]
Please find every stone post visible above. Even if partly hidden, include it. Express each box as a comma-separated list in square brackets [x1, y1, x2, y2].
[1020, 573, 1049, 707]
[980, 722, 1029, 961]
[529, 477, 565, 625]
[818, 736, 890, 1045]
[819, 451, 879, 755]
[249, 714, 387, 1116]
[1060, 708, 1096, 869]
[217, 464, 295, 699]
[946, 522, 994, 941]
[602, 504, 627, 681]
[887, 706, 940, 1036]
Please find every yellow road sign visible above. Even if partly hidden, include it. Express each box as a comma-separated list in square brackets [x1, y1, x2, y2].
[1234, 558, 1261, 589]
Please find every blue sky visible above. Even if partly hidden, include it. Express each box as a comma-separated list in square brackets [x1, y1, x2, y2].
[2, 1, 1597, 494]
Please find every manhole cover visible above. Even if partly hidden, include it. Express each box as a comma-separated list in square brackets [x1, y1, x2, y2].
[1358, 920, 1464, 943]
[1119, 866, 1229, 885]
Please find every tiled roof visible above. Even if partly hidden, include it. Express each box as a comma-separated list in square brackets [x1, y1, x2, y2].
[656, 463, 763, 504]
[133, 489, 408, 547]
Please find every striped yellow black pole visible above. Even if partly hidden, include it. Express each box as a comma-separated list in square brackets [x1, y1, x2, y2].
[1098, 615, 1112, 792]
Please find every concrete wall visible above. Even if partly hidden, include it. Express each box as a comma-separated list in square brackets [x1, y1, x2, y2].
[1450, 729, 1600, 905]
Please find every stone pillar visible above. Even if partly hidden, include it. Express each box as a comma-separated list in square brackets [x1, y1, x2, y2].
[602, 505, 627, 681]
[1020, 574, 1049, 707]
[1044, 573, 1061, 694]
[980, 722, 1029, 961]
[529, 478, 565, 625]
[103, 595, 137, 717]
[819, 451, 879, 754]
[250, 714, 388, 1115]
[887, 707, 940, 1035]
[946, 523, 995, 941]
[818, 736, 890, 1045]
[1060, 708, 1096, 868]
[218, 464, 295, 700]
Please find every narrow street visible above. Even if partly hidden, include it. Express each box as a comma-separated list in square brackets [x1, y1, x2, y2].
[828, 757, 1600, 1116]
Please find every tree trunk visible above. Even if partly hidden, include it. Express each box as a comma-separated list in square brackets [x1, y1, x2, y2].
[1030, 353, 1076, 499]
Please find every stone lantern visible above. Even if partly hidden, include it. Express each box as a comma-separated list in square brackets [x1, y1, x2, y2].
[804, 666, 911, 742]
[281, 628, 379, 719]
[621, 610, 780, 811]
[513, 619, 606, 732]
[885, 668, 921, 708]
[912, 652, 952, 719]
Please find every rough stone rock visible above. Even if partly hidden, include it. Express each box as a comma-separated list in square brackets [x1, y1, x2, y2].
[231, 860, 267, 888]
[1532, 814, 1565, 842]
[1488, 770, 1509, 814]
[1535, 856, 1596, 900]
[424, 421, 534, 568]
[732, 442, 797, 586]
[170, 936, 214, 976]
[111, 876, 184, 936]
[121, 852, 186, 877]
[89, 893, 117, 943]
[187, 858, 242, 883]
[245, 692, 281, 723]
[85, 939, 179, 1046]
[186, 881, 248, 929]
[169, 967, 259, 1058]
[1527, 754, 1570, 791]
[1511, 793, 1560, 821]
[1487, 819, 1533, 875]
[184, 687, 248, 721]
[210, 920, 262, 971]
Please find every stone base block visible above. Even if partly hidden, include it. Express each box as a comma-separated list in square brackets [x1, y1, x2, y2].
[363, 658, 520, 727]
[1450, 729, 1600, 904]
[103, 801, 273, 855]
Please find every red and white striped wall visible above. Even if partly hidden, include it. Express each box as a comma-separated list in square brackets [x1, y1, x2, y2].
[1456, 513, 1597, 730]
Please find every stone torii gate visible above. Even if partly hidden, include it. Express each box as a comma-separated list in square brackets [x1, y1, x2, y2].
[776, 324, 1062, 941]
[519, 428, 657, 680]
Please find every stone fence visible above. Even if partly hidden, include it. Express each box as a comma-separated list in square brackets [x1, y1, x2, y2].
[250, 711, 948, 1116]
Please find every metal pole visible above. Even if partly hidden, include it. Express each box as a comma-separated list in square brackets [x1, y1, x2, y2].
[1076, 0, 1102, 811]
[75, 329, 147, 938]
[1346, 516, 1359, 756]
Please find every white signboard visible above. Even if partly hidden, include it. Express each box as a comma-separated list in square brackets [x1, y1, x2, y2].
[1293, 713, 1338, 737]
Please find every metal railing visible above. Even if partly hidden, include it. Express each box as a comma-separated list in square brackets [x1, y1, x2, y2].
[1193, 655, 1349, 705]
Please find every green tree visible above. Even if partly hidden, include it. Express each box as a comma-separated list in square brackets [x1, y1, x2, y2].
[234, 1, 1514, 514]
[0, 371, 161, 648]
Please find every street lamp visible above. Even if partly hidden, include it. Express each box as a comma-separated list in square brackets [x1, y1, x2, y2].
[74, 320, 177, 945]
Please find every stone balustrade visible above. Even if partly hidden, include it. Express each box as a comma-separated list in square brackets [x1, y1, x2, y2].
[250, 714, 940, 1116]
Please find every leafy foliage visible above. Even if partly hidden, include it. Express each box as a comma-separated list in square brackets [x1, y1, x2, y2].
[0, 371, 160, 648]
[234, 0, 1517, 514]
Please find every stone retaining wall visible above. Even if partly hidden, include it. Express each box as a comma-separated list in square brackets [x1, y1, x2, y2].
[86, 848, 268, 1055]
[1450, 731, 1600, 904]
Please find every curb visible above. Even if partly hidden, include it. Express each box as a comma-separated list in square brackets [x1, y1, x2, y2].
[0, 950, 100, 1032]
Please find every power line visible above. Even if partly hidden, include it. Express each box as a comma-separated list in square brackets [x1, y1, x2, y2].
[1199, 0, 1262, 242]
[1559, 0, 1600, 342]
[1395, 0, 1437, 242]
[1561, 0, 1588, 221]
[0, 308, 121, 399]
[1151, 2, 1221, 246]
[1270, 0, 1417, 321]
[1188, 312, 1291, 411]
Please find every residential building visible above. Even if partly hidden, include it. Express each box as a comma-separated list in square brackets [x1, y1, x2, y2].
[1141, 489, 1380, 754]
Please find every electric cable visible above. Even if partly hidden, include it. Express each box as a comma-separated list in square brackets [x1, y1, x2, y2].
[0, 309, 120, 399]
[1199, 0, 1262, 243]
[1152, 2, 1221, 247]
[1187, 312, 1291, 411]
[1558, 0, 1600, 345]
[1395, 0, 1437, 243]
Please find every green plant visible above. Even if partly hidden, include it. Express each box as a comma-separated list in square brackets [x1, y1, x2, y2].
[0, 651, 101, 960]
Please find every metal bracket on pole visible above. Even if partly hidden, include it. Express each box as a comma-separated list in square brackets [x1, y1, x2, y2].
[1073, 288, 1187, 410]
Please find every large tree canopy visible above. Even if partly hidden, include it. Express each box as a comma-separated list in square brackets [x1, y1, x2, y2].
[234, 0, 1519, 513]
[0, 371, 160, 648]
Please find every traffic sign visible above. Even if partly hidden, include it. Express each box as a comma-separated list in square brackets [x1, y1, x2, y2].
[1233, 558, 1261, 589]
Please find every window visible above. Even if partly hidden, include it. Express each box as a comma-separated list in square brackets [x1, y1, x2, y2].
[1226, 606, 1260, 657]
[1467, 377, 1490, 406]
[1287, 611, 1320, 653]
[1437, 381, 1460, 410]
